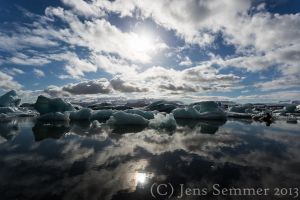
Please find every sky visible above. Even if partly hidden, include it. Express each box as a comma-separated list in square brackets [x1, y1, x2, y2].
[0, 0, 299, 103]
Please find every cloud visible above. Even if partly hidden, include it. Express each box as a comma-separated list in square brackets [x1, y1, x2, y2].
[62, 79, 111, 95]
[179, 56, 192, 66]
[159, 83, 198, 92]
[0, 31, 59, 52]
[3, 68, 25, 76]
[44, 77, 148, 97]
[254, 76, 300, 91]
[110, 77, 148, 93]
[33, 69, 45, 77]
[0, 71, 23, 90]
[45, 7, 167, 63]
[8, 53, 51, 66]
[95, 0, 251, 46]
[61, 0, 105, 17]
[237, 90, 300, 101]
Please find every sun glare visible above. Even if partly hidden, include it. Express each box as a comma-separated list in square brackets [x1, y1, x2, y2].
[129, 33, 155, 53]
[136, 172, 147, 184]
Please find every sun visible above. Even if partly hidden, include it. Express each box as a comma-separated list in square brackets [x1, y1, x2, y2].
[136, 172, 147, 184]
[129, 33, 155, 53]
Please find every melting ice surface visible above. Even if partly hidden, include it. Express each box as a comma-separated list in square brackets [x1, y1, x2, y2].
[0, 118, 300, 200]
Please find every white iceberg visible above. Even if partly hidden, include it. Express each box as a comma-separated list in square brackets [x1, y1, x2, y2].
[107, 111, 149, 126]
[0, 90, 21, 107]
[226, 112, 253, 118]
[69, 108, 92, 121]
[38, 112, 70, 122]
[227, 104, 255, 118]
[146, 100, 182, 113]
[149, 113, 177, 130]
[284, 104, 297, 113]
[125, 109, 154, 120]
[228, 104, 254, 113]
[91, 109, 114, 121]
[173, 101, 226, 120]
[0, 107, 19, 114]
[34, 95, 75, 114]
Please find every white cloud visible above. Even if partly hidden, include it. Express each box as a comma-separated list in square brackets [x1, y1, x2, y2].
[179, 56, 192, 66]
[8, 53, 51, 66]
[3, 68, 25, 76]
[61, 0, 105, 17]
[33, 69, 45, 77]
[0, 31, 59, 52]
[45, 7, 167, 63]
[95, 0, 251, 46]
[237, 90, 300, 102]
[0, 71, 23, 90]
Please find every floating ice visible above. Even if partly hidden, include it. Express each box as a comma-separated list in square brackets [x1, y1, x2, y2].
[146, 100, 182, 113]
[88, 103, 132, 110]
[34, 95, 75, 114]
[91, 109, 114, 121]
[284, 104, 297, 113]
[173, 101, 226, 120]
[107, 111, 149, 126]
[38, 112, 70, 122]
[226, 112, 253, 118]
[0, 107, 19, 114]
[149, 113, 177, 130]
[125, 109, 154, 120]
[228, 104, 254, 113]
[0, 90, 21, 107]
[69, 108, 92, 121]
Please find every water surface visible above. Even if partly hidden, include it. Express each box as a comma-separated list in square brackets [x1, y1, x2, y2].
[0, 118, 299, 200]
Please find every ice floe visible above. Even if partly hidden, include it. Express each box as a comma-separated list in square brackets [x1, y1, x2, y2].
[149, 113, 177, 130]
[173, 101, 226, 120]
[125, 109, 154, 120]
[69, 108, 92, 121]
[0, 90, 21, 107]
[146, 100, 182, 113]
[34, 95, 75, 114]
[107, 111, 149, 126]
[91, 110, 114, 121]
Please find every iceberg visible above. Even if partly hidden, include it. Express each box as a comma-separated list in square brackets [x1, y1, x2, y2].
[125, 109, 154, 120]
[69, 108, 92, 121]
[284, 104, 297, 113]
[226, 112, 253, 118]
[0, 107, 19, 114]
[107, 111, 149, 126]
[0, 90, 21, 107]
[228, 104, 254, 113]
[145, 100, 182, 113]
[173, 101, 227, 120]
[34, 95, 75, 114]
[38, 112, 70, 122]
[149, 113, 177, 130]
[88, 103, 132, 110]
[91, 109, 114, 121]
[226, 104, 255, 118]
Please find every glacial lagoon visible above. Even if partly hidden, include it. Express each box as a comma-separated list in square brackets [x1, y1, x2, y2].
[0, 118, 299, 200]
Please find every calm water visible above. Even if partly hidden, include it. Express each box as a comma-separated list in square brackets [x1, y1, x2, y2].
[0, 118, 299, 200]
